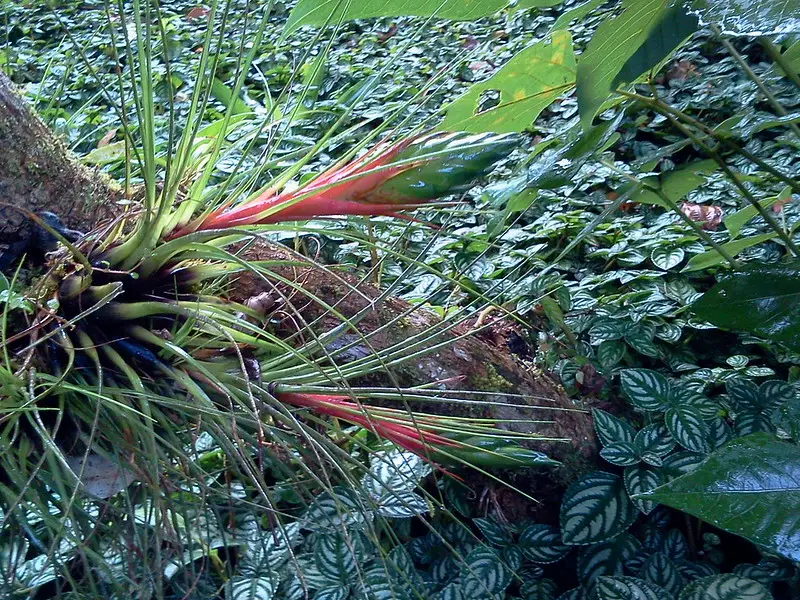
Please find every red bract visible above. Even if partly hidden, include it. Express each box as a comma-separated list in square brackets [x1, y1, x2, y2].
[277, 392, 458, 459]
[174, 137, 422, 237]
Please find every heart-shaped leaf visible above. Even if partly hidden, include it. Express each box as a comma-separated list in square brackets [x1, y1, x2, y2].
[561, 472, 638, 545]
[646, 433, 800, 562]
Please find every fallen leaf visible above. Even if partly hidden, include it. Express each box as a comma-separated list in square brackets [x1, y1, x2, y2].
[97, 128, 117, 148]
[681, 202, 722, 230]
[186, 6, 209, 20]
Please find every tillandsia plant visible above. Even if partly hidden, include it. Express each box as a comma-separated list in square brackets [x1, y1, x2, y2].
[5, 128, 536, 470]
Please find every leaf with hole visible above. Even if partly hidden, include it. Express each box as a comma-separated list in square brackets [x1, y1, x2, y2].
[440, 31, 576, 133]
[560, 471, 638, 545]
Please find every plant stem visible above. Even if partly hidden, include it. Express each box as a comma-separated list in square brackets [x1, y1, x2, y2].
[760, 37, 800, 91]
[715, 26, 800, 142]
[601, 162, 741, 268]
[663, 113, 800, 257]
[618, 90, 800, 195]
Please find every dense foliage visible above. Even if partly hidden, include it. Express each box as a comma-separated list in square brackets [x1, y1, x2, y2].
[1, 0, 799, 599]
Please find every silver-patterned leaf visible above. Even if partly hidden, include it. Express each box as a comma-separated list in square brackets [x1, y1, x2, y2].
[226, 575, 277, 600]
[625, 465, 665, 515]
[634, 424, 675, 459]
[460, 547, 512, 599]
[678, 574, 771, 600]
[651, 247, 685, 270]
[597, 340, 627, 368]
[518, 524, 571, 564]
[640, 552, 683, 596]
[560, 472, 638, 546]
[600, 442, 641, 467]
[620, 369, 670, 411]
[596, 576, 674, 600]
[665, 406, 710, 453]
[576, 533, 641, 583]
[593, 409, 636, 446]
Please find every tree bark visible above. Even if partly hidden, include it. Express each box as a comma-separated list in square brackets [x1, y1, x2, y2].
[0, 71, 119, 240]
[0, 72, 595, 475]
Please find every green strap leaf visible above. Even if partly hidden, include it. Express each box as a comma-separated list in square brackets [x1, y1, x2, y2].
[646, 433, 800, 562]
[576, 0, 677, 127]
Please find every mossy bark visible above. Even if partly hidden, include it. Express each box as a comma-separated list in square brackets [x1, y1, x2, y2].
[0, 71, 120, 241]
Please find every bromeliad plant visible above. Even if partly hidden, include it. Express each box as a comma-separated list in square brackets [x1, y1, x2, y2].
[8, 128, 538, 471]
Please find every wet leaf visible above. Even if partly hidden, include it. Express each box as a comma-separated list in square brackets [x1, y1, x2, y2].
[692, 261, 800, 350]
[646, 433, 800, 561]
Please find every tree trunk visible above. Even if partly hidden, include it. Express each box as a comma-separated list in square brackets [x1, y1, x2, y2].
[0, 71, 120, 240]
[0, 72, 595, 487]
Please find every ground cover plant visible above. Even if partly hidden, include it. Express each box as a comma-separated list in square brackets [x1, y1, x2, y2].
[1, 0, 799, 598]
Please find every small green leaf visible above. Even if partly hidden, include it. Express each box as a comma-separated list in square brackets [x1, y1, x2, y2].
[634, 424, 676, 461]
[677, 574, 771, 600]
[560, 472, 638, 545]
[651, 247, 685, 271]
[647, 433, 800, 562]
[620, 369, 670, 411]
[518, 524, 571, 564]
[692, 261, 800, 350]
[474, 517, 513, 547]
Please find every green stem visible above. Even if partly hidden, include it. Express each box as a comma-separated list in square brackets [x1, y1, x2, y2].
[760, 37, 800, 91]
[715, 26, 800, 141]
[662, 113, 800, 257]
[617, 90, 800, 195]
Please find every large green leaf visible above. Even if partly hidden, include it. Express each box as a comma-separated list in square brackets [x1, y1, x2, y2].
[439, 31, 576, 133]
[645, 433, 800, 562]
[692, 261, 800, 351]
[577, 0, 683, 127]
[283, 0, 560, 35]
[689, 0, 800, 36]
[560, 472, 638, 545]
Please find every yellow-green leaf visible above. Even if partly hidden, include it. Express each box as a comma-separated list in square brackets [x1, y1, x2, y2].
[439, 31, 576, 133]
